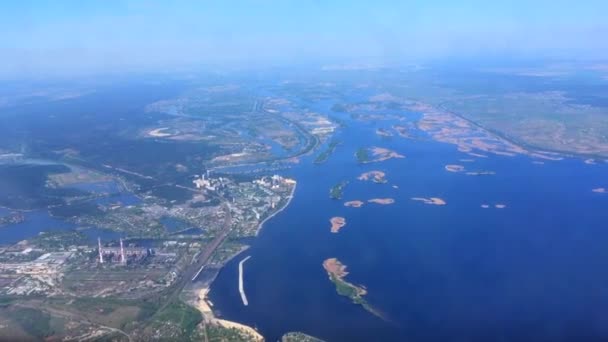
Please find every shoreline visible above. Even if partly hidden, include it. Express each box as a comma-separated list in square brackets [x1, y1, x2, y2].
[255, 181, 297, 236]
[196, 180, 298, 340]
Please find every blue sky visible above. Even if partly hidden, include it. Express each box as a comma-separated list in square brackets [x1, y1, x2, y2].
[0, 0, 606, 76]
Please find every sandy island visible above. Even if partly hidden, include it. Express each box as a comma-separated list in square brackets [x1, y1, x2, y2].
[147, 127, 172, 137]
[495, 204, 507, 209]
[585, 159, 596, 165]
[411, 197, 446, 206]
[344, 200, 364, 208]
[445, 164, 465, 172]
[368, 198, 395, 205]
[592, 188, 607, 193]
[330, 217, 347, 233]
[371, 147, 405, 162]
[481, 204, 490, 208]
[376, 128, 393, 137]
[358, 170, 387, 183]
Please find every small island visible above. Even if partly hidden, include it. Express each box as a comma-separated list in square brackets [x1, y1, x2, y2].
[411, 197, 446, 206]
[329, 181, 348, 200]
[392, 124, 410, 138]
[445, 164, 465, 172]
[356, 147, 404, 163]
[314, 140, 341, 164]
[330, 217, 346, 233]
[282, 332, 326, 342]
[466, 171, 496, 176]
[322, 258, 382, 318]
[368, 198, 395, 205]
[495, 204, 507, 209]
[344, 200, 364, 208]
[592, 187, 607, 193]
[358, 170, 387, 183]
[375, 128, 393, 137]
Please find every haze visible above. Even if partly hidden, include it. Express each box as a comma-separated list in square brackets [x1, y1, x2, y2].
[1, 0, 607, 77]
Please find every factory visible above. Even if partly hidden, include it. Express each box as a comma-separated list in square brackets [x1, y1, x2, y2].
[192, 170, 228, 192]
[97, 238, 152, 265]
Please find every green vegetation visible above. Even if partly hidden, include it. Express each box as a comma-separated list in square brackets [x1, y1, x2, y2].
[355, 148, 370, 163]
[327, 273, 384, 320]
[151, 301, 202, 340]
[11, 307, 52, 339]
[282, 331, 326, 342]
[330, 274, 363, 301]
[205, 323, 258, 341]
[329, 181, 348, 200]
[314, 140, 341, 164]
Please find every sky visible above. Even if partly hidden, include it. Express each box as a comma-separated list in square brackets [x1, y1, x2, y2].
[0, 0, 607, 77]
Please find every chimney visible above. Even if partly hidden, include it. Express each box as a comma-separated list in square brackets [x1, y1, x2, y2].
[98, 237, 104, 264]
[120, 238, 126, 264]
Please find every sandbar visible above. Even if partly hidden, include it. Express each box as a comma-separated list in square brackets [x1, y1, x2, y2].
[481, 204, 490, 208]
[592, 188, 607, 193]
[344, 200, 364, 208]
[358, 170, 387, 183]
[376, 128, 393, 137]
[147, 127, 172, 137]
[585, 159, 596, 165]
[465, 171, 496, 176]
[368, 198, 395, 205]
[330, 217, 346, 233]
[445, 164, 465, 172]
[495, 204, 507, 209]
[371, 147, 405, 162]
[411, 197, 447, 206]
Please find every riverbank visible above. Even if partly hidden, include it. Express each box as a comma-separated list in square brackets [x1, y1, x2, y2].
[256, 181, 297, 236]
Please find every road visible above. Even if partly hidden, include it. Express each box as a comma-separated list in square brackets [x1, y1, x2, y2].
[153, 202, 233, 315]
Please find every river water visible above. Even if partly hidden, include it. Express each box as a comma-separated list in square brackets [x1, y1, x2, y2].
[209, 96, 608, 341]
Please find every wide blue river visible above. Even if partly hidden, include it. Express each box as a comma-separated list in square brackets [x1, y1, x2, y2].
[209, 98, 608, 341]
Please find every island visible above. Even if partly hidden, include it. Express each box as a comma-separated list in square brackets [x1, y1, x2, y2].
[465, 171, 496, 176]
[330, 217, 346, 233]
[356, 147, 404, 163]
[375, 128, 393, 137]
[411, 197, 447, 206]
[314, 140, 341, 164]
[282, 332, 326, 342]
[495, 204, 507, 209]
[445, 164, 465, 172]
[592, 187, 607, 193]
[329, 181, 349, 200]
[344, 200, 364, 208]
[358, 170, 387, 183]
[368, 198, 395, 205]
[322, 258, 382, 318]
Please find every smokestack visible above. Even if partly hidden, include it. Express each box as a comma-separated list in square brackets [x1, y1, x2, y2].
[120, 238, 126, 264]
[98, 237, 104, 264]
